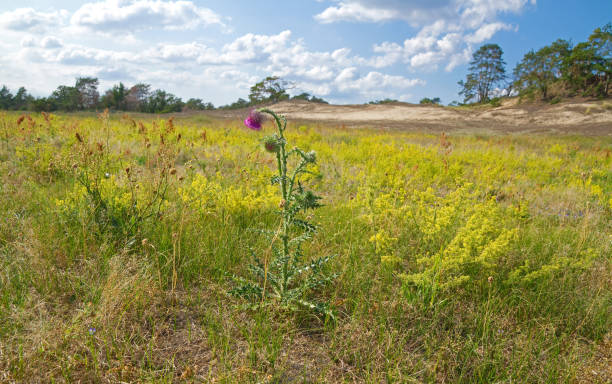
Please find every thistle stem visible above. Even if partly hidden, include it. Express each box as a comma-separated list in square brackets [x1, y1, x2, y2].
[260, 109, 291, 297]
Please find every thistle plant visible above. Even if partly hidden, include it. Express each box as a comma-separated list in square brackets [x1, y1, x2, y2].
[231, 109, 336, 319]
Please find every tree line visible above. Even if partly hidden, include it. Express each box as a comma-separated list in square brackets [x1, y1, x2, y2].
[0, 78, 213, 114]
[458, 23, 611, 104]
[0, 75, 328, 113]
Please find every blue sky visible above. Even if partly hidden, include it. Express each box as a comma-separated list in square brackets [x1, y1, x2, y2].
[0, 1, 610, 105]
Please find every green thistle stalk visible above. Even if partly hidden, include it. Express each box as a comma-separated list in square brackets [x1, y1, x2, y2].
[234, 108, 335, 320]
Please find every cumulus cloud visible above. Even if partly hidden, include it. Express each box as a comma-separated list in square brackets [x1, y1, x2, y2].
[7, 25, 425, 104]
[316, 0, 457, 25]
[316, 0, 531, 25]
[71, 0, 226, 32]
[317, 0, 533, 70]
[335, 69, 425, 92]
[315, 2, 398, 23]
[41, 36, 63, 49]
[465, 22, 514, 44]
[0, 8, 68, 31]
[20, 36, 37, 47]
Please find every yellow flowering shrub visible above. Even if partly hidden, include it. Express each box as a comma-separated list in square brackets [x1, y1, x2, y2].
[179, 173, 278, 215]
[509, 248, 599, 284]
[369, 229, 400, 266]
[401, 198, 518, 293]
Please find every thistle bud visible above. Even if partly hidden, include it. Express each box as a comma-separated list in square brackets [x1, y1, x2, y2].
[305, 150, 316, 163]
[263, 136, 280, 153]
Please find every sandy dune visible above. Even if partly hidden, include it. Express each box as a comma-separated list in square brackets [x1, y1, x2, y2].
[266, 99, 612, 135]
[207, 98, 612, 135]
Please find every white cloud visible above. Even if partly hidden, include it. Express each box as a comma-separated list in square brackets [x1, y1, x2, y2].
[146, 42, 215, 62]
[337, 70, 425, 91]
[0, 8, 68, 32]
[4, 24, 425, 104]
[465, 22, 514, 44]
[315, 2, 398, 23]
[316, 0, 456, 25]
[41, 36, 63, 49]
[217, 30, 293, 64]
[71, 0, 226, 32]
[50, 45, 135, 65]
[316, 0, 532, 26]
[20, 36, 36, 47]
[329, 68, 425, 101]
[317, 0, 532, 71]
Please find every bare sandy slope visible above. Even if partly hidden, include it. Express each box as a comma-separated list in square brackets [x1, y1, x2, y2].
[263, 99, 612, 135]
[205, 98, 612, 135]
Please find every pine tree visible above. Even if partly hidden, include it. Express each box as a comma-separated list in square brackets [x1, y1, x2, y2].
[458, 44, 507, 103]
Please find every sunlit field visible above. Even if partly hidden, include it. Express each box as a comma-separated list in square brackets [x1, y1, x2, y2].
[0, 111, 610, 383]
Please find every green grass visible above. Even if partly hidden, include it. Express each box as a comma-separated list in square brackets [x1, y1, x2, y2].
[0, 111, 610, 383]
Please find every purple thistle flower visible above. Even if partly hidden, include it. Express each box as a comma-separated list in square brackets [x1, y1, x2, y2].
[244, 109, 265, 131]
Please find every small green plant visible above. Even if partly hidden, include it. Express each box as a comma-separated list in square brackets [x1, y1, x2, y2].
[231, 109, 336, 319]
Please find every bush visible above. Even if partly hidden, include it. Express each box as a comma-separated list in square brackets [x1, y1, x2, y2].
[420, 97, 441, 105]
[489, 97, 502, 107]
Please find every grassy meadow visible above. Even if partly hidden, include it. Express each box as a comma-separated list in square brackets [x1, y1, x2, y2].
[0, 110, 610, 383]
